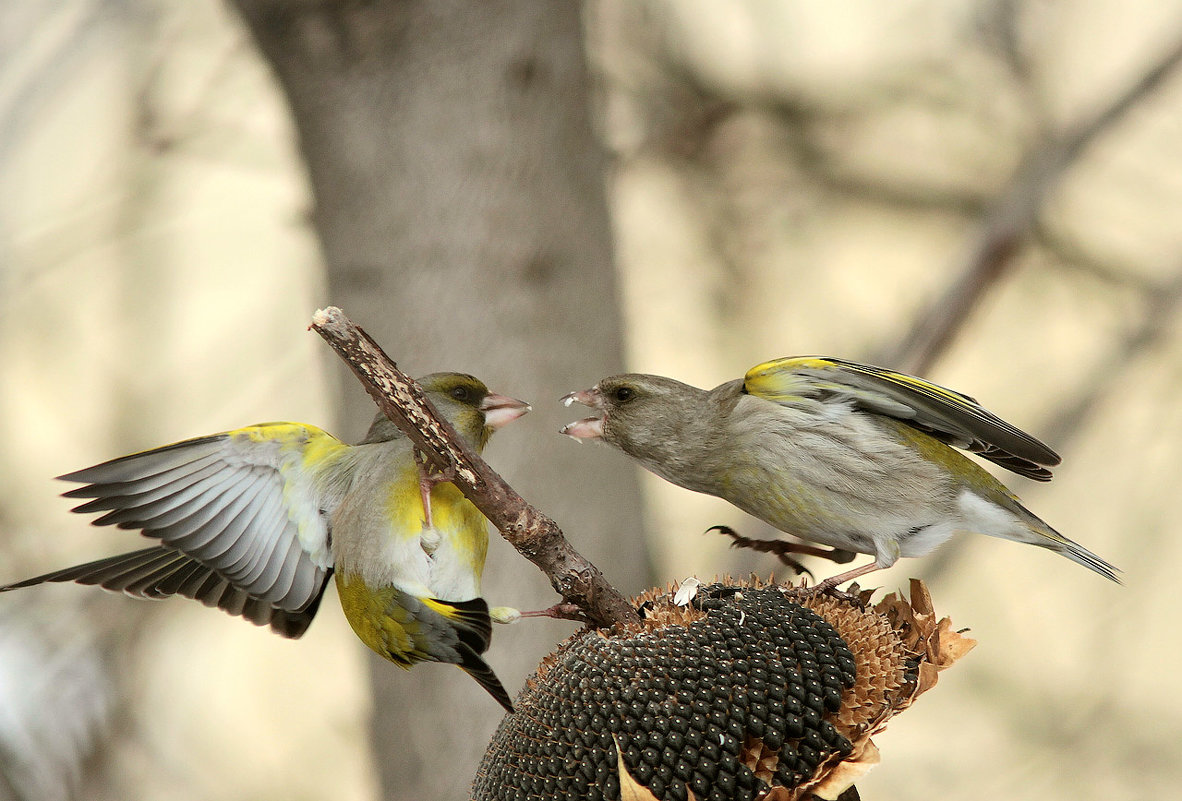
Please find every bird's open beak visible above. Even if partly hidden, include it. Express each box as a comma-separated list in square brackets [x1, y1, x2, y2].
[481, 393, 531, 430]
[559, 388, 605, 441]
[560, 417, 604, 440]
[560, 388, 601, 409]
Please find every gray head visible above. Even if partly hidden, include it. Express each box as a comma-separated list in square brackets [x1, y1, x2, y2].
[559, 373, 739, 472]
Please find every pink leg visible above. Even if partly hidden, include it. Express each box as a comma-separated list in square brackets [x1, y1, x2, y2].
[810, 561, 884, 597]
[413, 448, 454, 529]
[418, 471, 434, 529]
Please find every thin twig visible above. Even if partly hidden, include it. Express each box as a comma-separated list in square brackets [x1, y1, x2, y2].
[309, 306, 639, 628]
[881, 31, 1182, 375]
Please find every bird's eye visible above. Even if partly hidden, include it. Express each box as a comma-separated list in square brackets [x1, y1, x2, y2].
[613, 386, 634, 403]
[450, 385, 471, 402]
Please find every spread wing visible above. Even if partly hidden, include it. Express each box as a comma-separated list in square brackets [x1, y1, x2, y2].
[2, 423, 352, 637]
[0, 547, 330, 638]
[743, 356, 1060, 481]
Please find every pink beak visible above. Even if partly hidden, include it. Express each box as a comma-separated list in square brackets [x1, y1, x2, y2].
[559, 417, 605, 440]
[559, 387, 606, 440]
[481, 393, 531, 430]
[560, 389, 601, 409]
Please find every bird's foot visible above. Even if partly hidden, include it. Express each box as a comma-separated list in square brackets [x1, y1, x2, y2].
[708, 525, 857, 576]
[798, 576, 864, 605]
[795, 561, 884, 606]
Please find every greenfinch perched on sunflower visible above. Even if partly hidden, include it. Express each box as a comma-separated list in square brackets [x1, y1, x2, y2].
[561, 356, 1117, 589]
[1, 373, 529, 712]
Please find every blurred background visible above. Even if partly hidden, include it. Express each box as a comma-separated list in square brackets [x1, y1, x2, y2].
[2, 1, 1180, 800]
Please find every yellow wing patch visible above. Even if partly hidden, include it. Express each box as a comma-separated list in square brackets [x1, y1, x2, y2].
[227, 422, 351, 567]
[227, 422, 347, 460]
[818, 357, 983, 410]
[333, 574, 495, 669]
[744, 357, 828, 402]
[746, 357, 978, 409]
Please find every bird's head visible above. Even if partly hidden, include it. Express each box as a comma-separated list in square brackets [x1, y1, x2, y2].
[560, 373, 703, 456]
[362, 372, 530, 449]
[420, 372, 531, 449]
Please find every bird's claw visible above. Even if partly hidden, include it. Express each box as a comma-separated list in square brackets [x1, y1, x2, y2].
[796, 576, 867, 606]
[708, 524, 819, 577]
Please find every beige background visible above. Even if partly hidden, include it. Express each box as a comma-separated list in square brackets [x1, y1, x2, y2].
[2, 2, 1180, 799]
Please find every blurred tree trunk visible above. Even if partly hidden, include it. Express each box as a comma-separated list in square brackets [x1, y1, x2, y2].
[231, 2, 649, 799]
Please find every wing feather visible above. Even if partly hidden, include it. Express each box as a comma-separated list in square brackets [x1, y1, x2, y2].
[178, 568, 225, 604]
[159, 472, 271, 551]
[59, 437, 226, 488]
[50, 423, 351, 616]
[744, 356, 1060, 481]
[66, 458, 226, 513]
[113, 470, 253, 533]
[153, 559, 207, 597]
[0, 546, 323, 637]
[120, 554, 201, 597]
[257, 534, 308, 609]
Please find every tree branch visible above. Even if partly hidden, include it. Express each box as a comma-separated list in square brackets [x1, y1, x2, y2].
[310, 306, 639, 628]
[880, 30, 1182, 375]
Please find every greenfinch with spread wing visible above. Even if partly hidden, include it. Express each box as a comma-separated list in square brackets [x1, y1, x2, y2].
[561, 356, 1117, 588]
[1, 373, 529, 711]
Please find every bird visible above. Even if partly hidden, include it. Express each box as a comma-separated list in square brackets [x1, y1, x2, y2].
[560, 355, 1118, 590]
[1, 372, 530, 712]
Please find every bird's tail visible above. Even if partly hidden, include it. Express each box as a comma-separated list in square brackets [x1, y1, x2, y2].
[421, 596, 493, 652]
[1024, 521, 1121, 584]
[456, 642, 515, 713]
[422, 596, 514, 713]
